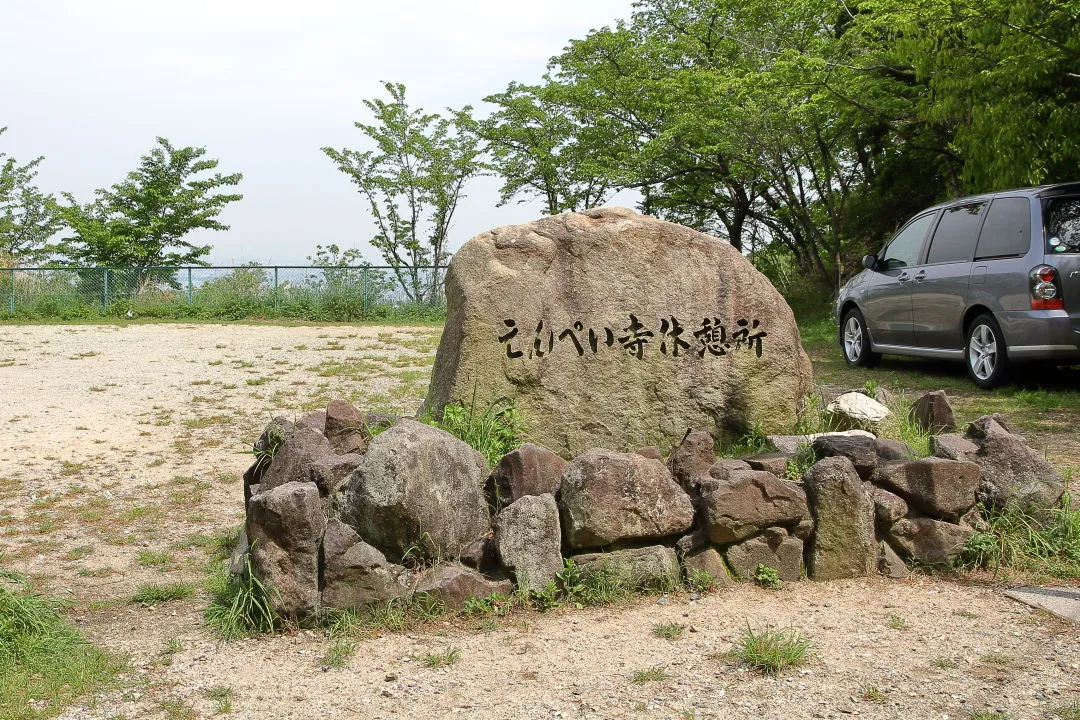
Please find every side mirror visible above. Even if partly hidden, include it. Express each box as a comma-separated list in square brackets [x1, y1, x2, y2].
[862, 254, 878, 270]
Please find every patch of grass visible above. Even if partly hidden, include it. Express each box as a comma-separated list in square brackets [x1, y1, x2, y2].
[156, 697, 197, 720]
[954, 609, 979, 619]
[684, 567, 718, 593]
[968, 712, 1012, 720]
[729, 624, 811, 676]
[64, 544, 94, 561]
[631, 665, 672, 683]
[204, 555, 280, 640]
[130, 582, 196, 606]
[960, 496, 1080, 579]
[427, 395, 524, 468]
[1052, 703, 1080, 720]
[58, 461, 88, 476]
[0, 581, 125, 719]
[245, 376, 273, 386]
[421, 645, 460, 668]
[181, 414, 231, 429]
[137, 549, 174, 568]
[981, 652, 1013, 666]
[859, 685, 887, 703]
[203, 685, 235, 715]
[888, 614, 907, 630]
[318, 636, 357, 670]
[651, 621, 685, 640]
[933, 657, 959, 669]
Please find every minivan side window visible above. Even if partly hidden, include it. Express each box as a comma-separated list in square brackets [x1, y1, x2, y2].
[926, 202, 986, 264]
[880, 212, 937, 270]
[975, 197, 1031, 259]
[1045, 196, 1080, 253]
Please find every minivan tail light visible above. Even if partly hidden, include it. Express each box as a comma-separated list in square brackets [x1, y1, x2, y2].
[1030, 265, 1065, 310]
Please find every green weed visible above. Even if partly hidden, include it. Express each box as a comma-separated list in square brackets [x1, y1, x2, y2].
[730, 624, 811, 675]
[204, 555, 280, 640]
[631, 665, 672, 683]
[652, 621, 685, 640]
[203, 685, 235, 715]
[130, 582, 196, 606]
[961, 496, 1080, 579]
[429, 395, 525, 468]
[755, 564, 782, 589]
[421, 645, 460, 668]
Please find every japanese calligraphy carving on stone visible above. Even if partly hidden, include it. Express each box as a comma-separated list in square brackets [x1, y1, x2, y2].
[424, 207, 813, 457]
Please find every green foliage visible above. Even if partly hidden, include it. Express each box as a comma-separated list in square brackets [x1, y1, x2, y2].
[204, 554, 281, 640]
[730, 624, 812, 675]
[0, 581, 123, 720]
[721, 420, 771, 458]
[56, 137, 242, 276]
[556, 558, 587, 606]
[631, 665, 672, 683]
[785, 442, 818, 481]
[529, 581, 562, 612]
[421, 645, 460, 669]
[651, 621, 685, 640]
[754, 564, 782, 590]
[430, 397, 525, 468]
[130, 582, 196, 606]
[961, 496, 1080, 579]
[1052, 703, 1080, 720]
[684, 567, 718, 593]
[0, 127, 62, 265]
[322, 82, 483, 305]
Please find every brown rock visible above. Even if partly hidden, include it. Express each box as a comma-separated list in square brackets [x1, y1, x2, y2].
[968, 419, 1065, 509]
[298, 409, 326, 434]
[965, 413, 1015, 438]
[873, 458, 980, 520]
[875, 438, 917, 461]
[682, 548, 735, 587]
[909, 391, 957, 432]
[325, 399, 366, 455]
[871, 487, 908, 525]
[570, 546, 680, 588]
[321, 519, 413, 611]
[743, 452, 793, 476]
[259, 426, 332, 494]
[459, 536, 498, 574]
[812, 434, 878, 481]
[634, 446, 663, 461]
[487, 443, 567, 512]
[931, 433, 978, 461]
[414, 564, 513, 609]
[669, 428, 717, 494]
[878, 541, 909, 579]
[886, 517, 973, 566]
[423, 207, 814, 456]
[494, 494, 563, 591]
[701, 470, 808, 545]
[559, 449, 694, 549]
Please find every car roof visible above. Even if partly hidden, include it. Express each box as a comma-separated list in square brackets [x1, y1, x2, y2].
[926, 181, 1080, 212]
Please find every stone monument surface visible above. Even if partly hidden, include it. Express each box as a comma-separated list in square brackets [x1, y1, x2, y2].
[425, 207, 813, 456]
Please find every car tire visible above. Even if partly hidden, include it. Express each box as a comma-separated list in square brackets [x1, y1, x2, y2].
[966, 313, 1009, 389]
[840, 308, 880, 367]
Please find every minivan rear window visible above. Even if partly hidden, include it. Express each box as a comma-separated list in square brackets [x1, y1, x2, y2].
[975, 197, 1031, 259]
[1045, 196, 1080, 254]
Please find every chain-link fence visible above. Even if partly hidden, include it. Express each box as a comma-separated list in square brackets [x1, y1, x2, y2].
[1, 265, 448, 322]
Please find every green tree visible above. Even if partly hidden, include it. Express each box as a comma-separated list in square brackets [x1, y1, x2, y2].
[479, 81, 615, 214]
[56, 137, 242, 292]
[0, 127, 62, 265]
[322, 82, 484, 304]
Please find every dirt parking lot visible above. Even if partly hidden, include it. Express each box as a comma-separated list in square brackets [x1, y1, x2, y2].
[1, 324, 1078, 720]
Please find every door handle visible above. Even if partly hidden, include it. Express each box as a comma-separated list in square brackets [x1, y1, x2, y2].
[897, 273, 910, 283]
[913, 270, 927, 283]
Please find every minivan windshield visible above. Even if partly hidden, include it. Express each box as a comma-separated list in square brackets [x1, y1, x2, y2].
[1045, 196, 1080, 253]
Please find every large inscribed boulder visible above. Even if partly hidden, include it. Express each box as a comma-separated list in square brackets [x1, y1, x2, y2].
[424, 207, 813, 456]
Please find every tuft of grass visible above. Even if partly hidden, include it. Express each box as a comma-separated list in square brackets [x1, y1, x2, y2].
[0, 582, 125, 719]
[888, 614, 907, 630]
[651, 621, 685, 640]
[204, 555, 280, 640]
[859, 685, 887, 703]
[954, 609, 979, 619]
[203, 685, 235, 715]
[961, 496, 1080, 579]
[631, 665, 672, 683]
[131, 582, 196, 606]
[685, 567, 718, 593]
[1052, 703, 1080, 720]
[157, 697, 197, 720]
[137, 549, 174, 568]
[427, 395, 524, 468]
[729, 624, 811, 676]
[968, 712, 1012, 720]
[933, 657, 959, 669]
[421, 645, 460, 668]
[980, 652, 1013, 666]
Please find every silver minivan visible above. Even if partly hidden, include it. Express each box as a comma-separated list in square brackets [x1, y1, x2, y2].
[835, 182, 1080, 387]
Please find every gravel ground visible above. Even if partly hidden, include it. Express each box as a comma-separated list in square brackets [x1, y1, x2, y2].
[1, 324, 1077, 720]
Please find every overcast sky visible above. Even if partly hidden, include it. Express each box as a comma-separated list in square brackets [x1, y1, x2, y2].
[1, 0, 637, 265]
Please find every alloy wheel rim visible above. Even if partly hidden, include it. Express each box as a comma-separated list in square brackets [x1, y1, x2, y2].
[844, 317, 863, 361]
[969, 324, 997, 380]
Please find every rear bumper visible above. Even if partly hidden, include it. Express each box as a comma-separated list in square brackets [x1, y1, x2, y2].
[999, 310, 1080, 361]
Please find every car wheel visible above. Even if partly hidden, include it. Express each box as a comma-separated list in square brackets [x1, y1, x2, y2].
[966, 313, 1009, 389]
[841, 308, 880, 367]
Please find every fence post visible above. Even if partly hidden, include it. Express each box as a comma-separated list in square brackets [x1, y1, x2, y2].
[273, 267, 279, 309]
[103, 268, 109, 312]
[187, 268, 193, 304]
[8, 269, 14, 316]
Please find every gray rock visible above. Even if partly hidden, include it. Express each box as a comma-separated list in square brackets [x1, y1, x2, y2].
[487, 443, 567, 512]
[459, 536, 498, 574]
[364, 411, 398, 433]
[321, 519, 413, 611]
[247, 481, 326, 618]
[559, 449, 694, 549]
[743, 452, 793, 476]
[965, 413, 1015, 438]
[875, 438, 918, 461]
[931, 433, 978, 461]
[311, 452, 364, 497]
[340, 419, 490, 563]
[812, 434, 878, 481]
[570, 546, 680, 589]
[803, 456, 876, 581]
[767, 430, 875, 455]
[494, 494, 563, 591]
[708, 458, 752, 479]
[244, 416, 295, 499]
[675, 527, 710, 556]
[414, 564, 513, 609]
[725, 528, 803, 582]
[878, 541, 909, 579]
[873, 458, 980, 520]
[871, 487, 908, 525]
[669, 428, 717, 494]
[701, 469, 808, 545]
[325, 399, 367, 455]
[228, 528, 250, 576]
[791, 518, 814, 540]
[886, 517, 973, 566]
[909, 391, 957, 433]
[968, 418, 1065, 509]
[298, 409, 326, 435]
[682, 548, 735, 587]
[259, 426, 333, 494]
